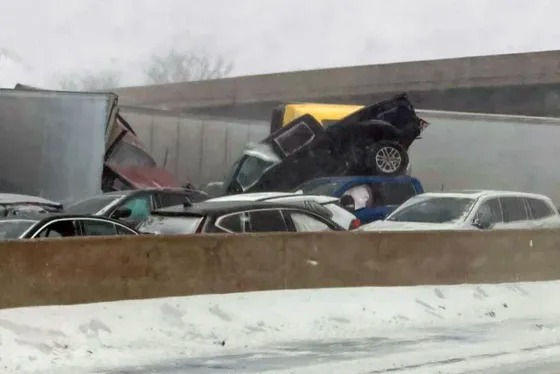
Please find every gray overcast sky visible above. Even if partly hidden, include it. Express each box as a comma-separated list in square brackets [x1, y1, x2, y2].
[0, 0, 558, 88]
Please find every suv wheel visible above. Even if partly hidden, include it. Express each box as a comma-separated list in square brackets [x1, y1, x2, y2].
[369, 141, 409, 175]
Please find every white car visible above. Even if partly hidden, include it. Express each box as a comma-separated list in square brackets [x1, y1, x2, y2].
[208, 192, 360, 229]
[358, 190, 560, 231]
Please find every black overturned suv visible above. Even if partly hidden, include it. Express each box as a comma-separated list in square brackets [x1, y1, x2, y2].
[224, 93, 428, 194]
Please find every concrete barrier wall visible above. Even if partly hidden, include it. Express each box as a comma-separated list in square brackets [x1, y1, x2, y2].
[1, 229, 560, 309]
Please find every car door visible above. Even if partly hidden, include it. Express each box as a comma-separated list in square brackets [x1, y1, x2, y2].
[282, 209, 339, 232]
[80, 218, 137, 236]
[525, 197, 559, 229]
[32, 218, 81, 238]
[267, 117, 337, 191]
[499, 196, 536, 229]
[473, 197, 504, 229]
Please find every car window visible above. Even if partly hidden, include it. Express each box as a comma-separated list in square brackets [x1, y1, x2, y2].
[122, 195, 152, 220]
[36, 220, 79, 238]
[386, 196, 475, 223]
[216, 213, 244, 233]
[248, 210, 288, 232]
[274, 122, 315, 156]
[500, 197, 528, 222]
[477, 198, 503, 223]
[116, 224, 137, 235]
[287, 211, 331, 232]
[185, 190, 209, 203]
[82, 220, 118, 236]
[527, 198, 555, 219]
[370, 182, 417, 206]
[158, 192, 188, 208]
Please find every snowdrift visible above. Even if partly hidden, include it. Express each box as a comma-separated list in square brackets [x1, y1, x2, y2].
[2, 281, 560, 373]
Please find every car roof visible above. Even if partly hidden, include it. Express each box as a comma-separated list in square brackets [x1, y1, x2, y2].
[209, 192, 339, 204]
[418, 190, 553, 200]
[208, 192, 293, 202]
[0, 193, 62, 207]
[265, 194, 340, 204]
[0, 213, 131, 224]
[298, 175, 419, 186]
[154, 200, 329, 217]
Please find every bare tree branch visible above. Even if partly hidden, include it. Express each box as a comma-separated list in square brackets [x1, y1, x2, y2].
[57, 70, 122, 91]
[144, 49, 233, 84]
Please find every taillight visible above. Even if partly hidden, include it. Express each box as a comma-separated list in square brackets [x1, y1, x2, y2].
[349, 218, 361, 230]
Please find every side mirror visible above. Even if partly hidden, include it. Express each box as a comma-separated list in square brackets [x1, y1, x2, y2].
[340, 195, 356, 212]
[472, 212, 493, 230]
[113, 206, 132, 219]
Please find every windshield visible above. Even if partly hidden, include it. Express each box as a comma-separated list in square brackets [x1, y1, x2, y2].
[294, 180, 345, 196]
[235, 146, 280, 189]
[0, 220, 37, 239]
[66, 195, 123, 214]
[137, 215, 203, 235]
[386, 196, 476, 223]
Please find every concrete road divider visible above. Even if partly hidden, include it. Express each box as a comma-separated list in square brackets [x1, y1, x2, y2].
[0, 229, 559, 308]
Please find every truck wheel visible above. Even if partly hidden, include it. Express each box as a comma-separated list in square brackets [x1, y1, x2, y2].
[370, 141, 409, 176]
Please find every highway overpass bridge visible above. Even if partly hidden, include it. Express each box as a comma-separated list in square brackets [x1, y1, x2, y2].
[114, 50, 560, 121]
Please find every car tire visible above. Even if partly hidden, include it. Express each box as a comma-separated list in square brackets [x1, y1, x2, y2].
[369, 141, 409, 176]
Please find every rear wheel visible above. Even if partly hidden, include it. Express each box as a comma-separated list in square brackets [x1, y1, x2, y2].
[369, 141, 409, 176]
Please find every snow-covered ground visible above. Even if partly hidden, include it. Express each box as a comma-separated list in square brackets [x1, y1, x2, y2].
[1, 281, 560, 373]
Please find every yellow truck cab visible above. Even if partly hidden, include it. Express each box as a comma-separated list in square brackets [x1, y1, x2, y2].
[270, 103, 364, 134]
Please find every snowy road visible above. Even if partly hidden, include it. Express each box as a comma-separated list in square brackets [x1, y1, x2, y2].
[92, 319, 560, 373]
[3, 282, 560, 373]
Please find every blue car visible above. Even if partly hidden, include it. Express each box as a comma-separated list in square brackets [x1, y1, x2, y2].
[293, 176, 424, 224]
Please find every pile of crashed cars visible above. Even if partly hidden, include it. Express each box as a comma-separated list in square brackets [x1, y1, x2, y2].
[0, 88, 428, 238]
[1, 89, 557, 240]
[0, 92, 436, 240]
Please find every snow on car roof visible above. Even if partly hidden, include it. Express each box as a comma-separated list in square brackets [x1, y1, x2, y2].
[208, 192, 339, 204]
[421, 190, 553, 200]
[208, 192, 294, 202]
[0, 193, 61, 206]
[266, 194, 339, 204]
